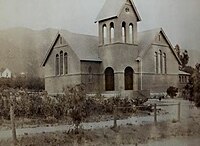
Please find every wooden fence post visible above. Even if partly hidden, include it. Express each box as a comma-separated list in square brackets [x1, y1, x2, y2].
[177, 102, 181, 122]
[113, 106, 117, 128]
[10, 93, 17, 146]
[154, 104, 157, 125]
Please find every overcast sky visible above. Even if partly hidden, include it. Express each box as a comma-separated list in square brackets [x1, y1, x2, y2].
[0, 0, 200, 50]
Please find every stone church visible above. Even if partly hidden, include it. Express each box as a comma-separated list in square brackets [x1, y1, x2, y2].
[42, 0, 182, 97]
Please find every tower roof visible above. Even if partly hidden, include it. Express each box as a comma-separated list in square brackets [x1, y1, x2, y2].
[95, 0, 141, 22]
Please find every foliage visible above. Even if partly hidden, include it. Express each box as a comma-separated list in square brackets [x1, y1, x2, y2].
[0, 76, 44, 91]
[0, 85, 151, 127]
[184, 63, 200, 107]
[63, 84, 88, 133]
[167, 86, 178, 98]
[180, 50, 189, 68]
[175, 45, 189, 69]
[175, 44, 191, 70]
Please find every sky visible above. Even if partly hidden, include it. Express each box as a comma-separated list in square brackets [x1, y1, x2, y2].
[0, 0, 200, 50]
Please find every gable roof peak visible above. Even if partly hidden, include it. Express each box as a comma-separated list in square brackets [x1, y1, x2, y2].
[138, 27, 182, 65]
[95, 0, 141, 22]
[41, 29, 100, 67]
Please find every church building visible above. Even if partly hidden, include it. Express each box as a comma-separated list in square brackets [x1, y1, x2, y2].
[42, 0, 182, 97]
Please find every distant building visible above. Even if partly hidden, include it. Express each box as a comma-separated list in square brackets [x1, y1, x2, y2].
[42, 0, 182, 97]
[0, 68, 12, 78]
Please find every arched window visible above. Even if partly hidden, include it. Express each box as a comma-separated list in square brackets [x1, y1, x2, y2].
[64, 52, 68, 74]
[110, 22, 114, 43]
[154, 52, 158, 73]
[163, 53, 167, 74]
[60, 51, 63, 75]
[157, 51, 160, 74]
[103, 24, 107, 44]
[105, 67, 114, 91]
[129, 23, 133, 44]
[124, 67, 134, 90]
[159, 50, 162, 74]
[122, 22, 126, 43]
[56, 54, 59, 76]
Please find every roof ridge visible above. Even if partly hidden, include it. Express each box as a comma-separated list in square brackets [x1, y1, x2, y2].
[139, 27, 162, 33]
[59, 29, 98, 38]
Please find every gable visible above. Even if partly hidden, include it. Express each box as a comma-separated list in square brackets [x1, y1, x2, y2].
[95, 0, 141, 22]
[118, 0, 138, 21]
[137, 28, 182, 65]
[153, 32, 170, 47]
[3, 68, 11, 73]
[54, 35, 68, 47]
[41, 30, 101, 67]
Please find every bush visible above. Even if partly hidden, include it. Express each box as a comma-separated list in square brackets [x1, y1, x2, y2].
[167, 86, 178, 98]
[63, 84, 88, 133]
[183, 64, 200, 107]
[0, 76, 44, 91]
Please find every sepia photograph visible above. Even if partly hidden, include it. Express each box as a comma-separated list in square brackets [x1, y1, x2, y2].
[0, 0, 200, 145]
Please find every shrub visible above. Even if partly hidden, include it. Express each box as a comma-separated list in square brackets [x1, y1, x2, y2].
[183, 64, 200, 107]
[64, 84, 88, 133]
[167, 86, 178, 98]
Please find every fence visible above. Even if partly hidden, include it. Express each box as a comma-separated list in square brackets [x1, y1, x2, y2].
[113, 102, 181, 128]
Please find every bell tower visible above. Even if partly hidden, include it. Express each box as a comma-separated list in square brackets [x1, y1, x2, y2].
[96, 0, 141, 46]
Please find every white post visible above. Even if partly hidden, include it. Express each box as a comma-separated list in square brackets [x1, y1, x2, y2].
[113, 106, 117, 128]
[140, 60, 143, 90]
[154, 104, 157, 125]
[178, 102, 181, 121]
[10, 92, 17, 145]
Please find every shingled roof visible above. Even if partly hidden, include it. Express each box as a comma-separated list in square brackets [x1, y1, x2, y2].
[96, 0, 141, 22]
[42, 30, 101, 66]
[137, 28, 182, 65]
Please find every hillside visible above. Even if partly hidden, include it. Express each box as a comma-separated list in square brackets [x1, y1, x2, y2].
[0, 27, 58, 77]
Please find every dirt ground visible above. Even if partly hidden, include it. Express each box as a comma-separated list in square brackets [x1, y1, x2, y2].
[1, 112, 200, 146]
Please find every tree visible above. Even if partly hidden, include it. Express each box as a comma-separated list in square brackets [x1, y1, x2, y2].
[180, 50, 189, 68]
[64, 84, 88, 134]
[183, 63, 200, 107]
[175, 44, 181, 58]
[175, 44, 190, 69]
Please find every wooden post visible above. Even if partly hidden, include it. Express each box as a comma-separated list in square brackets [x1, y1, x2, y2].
[10, 93, 17, 145]
[154, 104, 157, 125]
[113, 106, 117, 128]
[177, 102, 181, 122]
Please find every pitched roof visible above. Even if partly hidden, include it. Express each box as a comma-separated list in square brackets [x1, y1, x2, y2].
[179, 70, 190, 75]
[137, 28, 182, 65]
[42, 30, 101, 66]
[96, 0, 141, 22]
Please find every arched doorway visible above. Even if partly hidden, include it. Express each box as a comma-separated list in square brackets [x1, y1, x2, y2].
[124, 67, 134, 90]
[105, 67, 114, 91]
